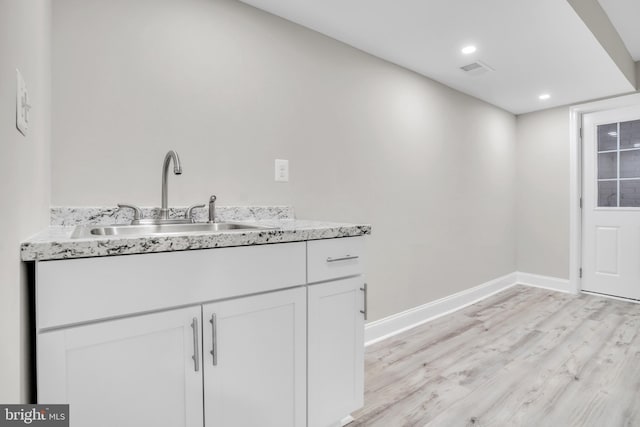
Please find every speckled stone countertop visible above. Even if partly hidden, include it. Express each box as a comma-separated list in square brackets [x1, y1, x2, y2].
[21, 207, 371, 261]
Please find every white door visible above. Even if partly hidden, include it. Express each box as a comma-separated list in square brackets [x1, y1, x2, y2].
[308, 277, 365, 427]
[202, 287, 306, 427]
[37, 307, 204, 427]
[582, 105, 640, 300]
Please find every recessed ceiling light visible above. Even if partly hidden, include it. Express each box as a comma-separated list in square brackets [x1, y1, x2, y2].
[539, 93, 551, 100]
[608, 131, 618, 137]
[461, 45, 477, 55]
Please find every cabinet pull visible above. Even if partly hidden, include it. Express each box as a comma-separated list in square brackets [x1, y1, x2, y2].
[360, 283, 368, 320]
[210, 314, 218, 366]
[326, 255, 359, 263]
[191, 317, 200, 372]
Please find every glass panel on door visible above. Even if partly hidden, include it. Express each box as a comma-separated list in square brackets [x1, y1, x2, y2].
[595, 121, 640, 208]
[620, 180, 640, 207]
[620, 150, 640, 179]
[620, 119, 640, 149]
[598, 181, 617, 207]
[598, 123, 618, 151]
[598, 152, 617, 179]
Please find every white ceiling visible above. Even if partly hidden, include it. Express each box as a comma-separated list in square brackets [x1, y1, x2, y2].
[238, 0, 637, 114]
[598, 0, 640, 61]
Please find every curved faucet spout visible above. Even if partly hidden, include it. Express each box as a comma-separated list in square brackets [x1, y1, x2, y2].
[161, 150, 182, 219]
[165, 150, 182, 175]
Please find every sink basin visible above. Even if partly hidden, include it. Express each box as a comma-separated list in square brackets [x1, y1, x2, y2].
[70, 222, 273, 239]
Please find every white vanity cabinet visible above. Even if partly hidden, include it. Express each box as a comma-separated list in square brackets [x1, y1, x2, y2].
[307, 238, 366, 427]
[202, 288, 306, 427]
[38, 306, 205, 427]
[38, 288, 307, 427]
[34, 236, 366, 427]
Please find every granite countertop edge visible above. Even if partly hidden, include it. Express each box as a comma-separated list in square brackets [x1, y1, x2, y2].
[21, 220, 372, 261]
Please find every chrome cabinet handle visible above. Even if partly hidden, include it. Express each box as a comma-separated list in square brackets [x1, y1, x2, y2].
[360, 283, 368, 320]
[326, 255, 359, 263]
[191, 317, 200, 372]
[210, 314, 218, 366]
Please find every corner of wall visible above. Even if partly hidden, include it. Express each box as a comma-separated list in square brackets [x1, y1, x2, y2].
[0, 0, 52, 403]
[515, 107, 571, 280]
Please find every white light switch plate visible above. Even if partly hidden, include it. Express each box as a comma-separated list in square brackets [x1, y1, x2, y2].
[275, 159, 289, 182]
[16, 69, 29, 136]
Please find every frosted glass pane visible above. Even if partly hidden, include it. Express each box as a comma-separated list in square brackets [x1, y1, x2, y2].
[598, 152, 617, 179]
[620, 180, 640, 207]
[620, 150, 640, 178]
[620, 120, 640, 149]
[598, 181, 617, 207]
[598, 123, 617, 151]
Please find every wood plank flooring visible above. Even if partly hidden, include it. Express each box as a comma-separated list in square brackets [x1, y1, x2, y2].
[351, 285, 640, 427]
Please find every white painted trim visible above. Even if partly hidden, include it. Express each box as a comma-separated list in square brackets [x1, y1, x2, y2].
[364, 272, 517, 346]
[363, 271, 576, 346]
[569, 107, 582, 295]
[569, 93, 640, 295]
[516, 272, 571, 294]
[581, 290, 640, 304]
[340, 415, 354, 426]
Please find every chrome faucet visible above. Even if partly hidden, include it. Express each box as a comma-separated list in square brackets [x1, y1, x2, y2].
[161, 150, 182, 220]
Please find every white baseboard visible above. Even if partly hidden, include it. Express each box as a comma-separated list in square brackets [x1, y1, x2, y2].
[581, 290, 640, 304]
[516, 272, 572, 294]
[364, 272, 517, 346]
[363, 271, 573, 346]
[340, 415, 354, 426]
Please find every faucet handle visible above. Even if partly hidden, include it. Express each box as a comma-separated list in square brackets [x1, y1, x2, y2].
[208, 195, 217, 223]
[185, 204, 206, 222]
[117, 204, 142, 223]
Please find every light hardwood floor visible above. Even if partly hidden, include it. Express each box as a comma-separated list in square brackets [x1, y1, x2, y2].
[351, 285, 640, 427]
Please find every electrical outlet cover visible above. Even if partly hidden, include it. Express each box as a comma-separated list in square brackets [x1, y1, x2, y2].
[275, 159, 289, 182]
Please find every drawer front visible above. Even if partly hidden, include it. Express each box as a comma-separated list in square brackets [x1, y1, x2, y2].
[307, 237, 364, 283]
[37, 242, 306, 330]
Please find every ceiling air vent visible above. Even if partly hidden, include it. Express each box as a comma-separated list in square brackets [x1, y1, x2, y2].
[460, 61, 495, 76]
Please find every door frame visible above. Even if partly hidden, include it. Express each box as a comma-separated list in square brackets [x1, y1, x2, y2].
[569, 92, 640, 294]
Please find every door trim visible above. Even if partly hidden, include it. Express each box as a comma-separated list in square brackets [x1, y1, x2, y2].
[569, 92, 640, 294]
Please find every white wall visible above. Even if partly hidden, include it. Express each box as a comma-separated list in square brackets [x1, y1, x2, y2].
[0, 0, 51, 402]
[516, 107, 570, 279]
[52, 0, 517, 321]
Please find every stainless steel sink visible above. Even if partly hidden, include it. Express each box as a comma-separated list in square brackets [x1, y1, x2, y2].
[70, 222, 273, 239]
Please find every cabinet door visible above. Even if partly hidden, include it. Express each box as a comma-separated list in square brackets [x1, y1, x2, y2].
[202, 287, 306, 427]
[308, 277, 365, 427]
[38, 307, 204, 427]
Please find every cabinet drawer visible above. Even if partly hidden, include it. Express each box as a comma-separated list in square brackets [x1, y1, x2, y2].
[307, 237, 364, 283]
[37, 242, 306, 330]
